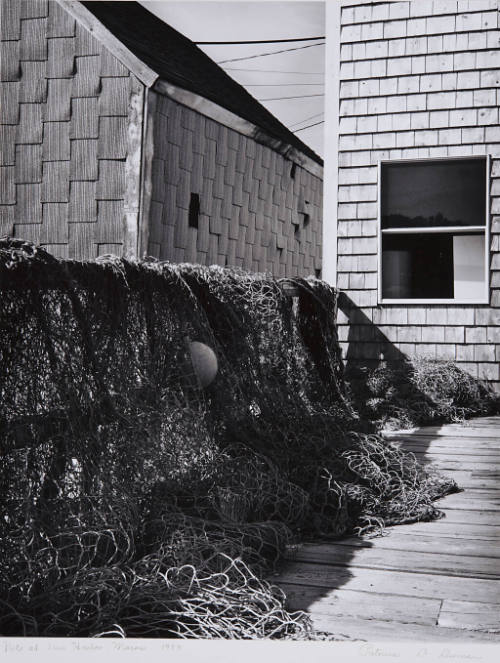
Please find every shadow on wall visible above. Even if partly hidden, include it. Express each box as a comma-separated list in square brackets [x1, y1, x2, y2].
[338, 291, 438, 430]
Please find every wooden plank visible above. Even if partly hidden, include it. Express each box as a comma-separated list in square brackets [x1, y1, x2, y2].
[417, 458, 500, 472]
[385, 426, 500, 438]
[271, 561, 500, 604]
[279, 583, 441, 626]
[310, 612, 500, 642]
[391, 435, 500, 448]
[385, 520, 500, 540]
[439, 600, 500, 632]
[290, 543, 500, 578]
[402, 445, 500, 457]
[329, 533, 500, 558]
[435, 491, 500, 510]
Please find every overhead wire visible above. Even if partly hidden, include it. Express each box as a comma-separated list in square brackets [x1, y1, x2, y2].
[196, 36, 325, 44]
[288, 112, 324, 129]
[217, 42, 325, 64]
[257, 93, 324, 101]
[243, 83, 324, 87]
[292, 120, 325, 133]
[224, 68, 324, 74]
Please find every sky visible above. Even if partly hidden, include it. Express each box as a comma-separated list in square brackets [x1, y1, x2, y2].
[139, 0, 325, 157]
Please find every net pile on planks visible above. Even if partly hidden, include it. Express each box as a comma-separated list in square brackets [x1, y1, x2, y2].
[0, 238, 457, 638]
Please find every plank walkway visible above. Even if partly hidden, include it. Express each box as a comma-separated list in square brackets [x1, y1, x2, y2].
[272, 416, 500, 641]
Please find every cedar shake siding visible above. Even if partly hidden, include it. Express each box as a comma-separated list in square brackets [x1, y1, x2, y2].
[0, 0, 141, 259]
[333, 0, 500, 389]
[148, 93, 322, 275]
[0, 0, 323, 277]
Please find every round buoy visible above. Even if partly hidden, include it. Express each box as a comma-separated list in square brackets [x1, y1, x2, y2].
[188, 341, 218, 388]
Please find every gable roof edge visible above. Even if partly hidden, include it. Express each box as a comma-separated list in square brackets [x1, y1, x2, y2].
[154, 79, 323, 178]
[56, 0, 159, 87]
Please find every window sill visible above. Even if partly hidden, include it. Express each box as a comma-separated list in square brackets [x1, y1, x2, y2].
[378, 298, 489, 306]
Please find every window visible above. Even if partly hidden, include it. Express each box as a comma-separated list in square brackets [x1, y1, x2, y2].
[379, 156, 489, 303]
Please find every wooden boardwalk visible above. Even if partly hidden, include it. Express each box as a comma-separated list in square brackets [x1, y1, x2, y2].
[272, 417, 500, 641]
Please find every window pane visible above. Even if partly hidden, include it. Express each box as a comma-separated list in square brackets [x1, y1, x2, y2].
[382, 232, 486, 300]
[453, 234, 485, 300]
[382, 234, 454, 299]
[381, 158, 486, 229]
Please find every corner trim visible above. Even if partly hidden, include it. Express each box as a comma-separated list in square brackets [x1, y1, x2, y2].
[322, 0, 341, 285]
[153, 79, 323, 179]
[138, 89, 157, 258]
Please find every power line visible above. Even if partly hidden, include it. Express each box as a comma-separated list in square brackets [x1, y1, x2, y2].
[243, 82, 324, 87]
[224, 67, 324, 74]
[288, 112, 324, 129]
[217, 42, 325, 64]
[197, 36, 325, 45]
[257, 93, 324, 101]
[293, 120, 325, 133]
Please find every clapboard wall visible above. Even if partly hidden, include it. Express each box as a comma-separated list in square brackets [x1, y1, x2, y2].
[147, 93, 323, 276]
[0, 0, 141, 259]
[334, 0, 500, 389]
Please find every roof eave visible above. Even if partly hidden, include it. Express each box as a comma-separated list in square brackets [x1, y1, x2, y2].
[154, 79, 323, 178]
[57, 0, 159, 87]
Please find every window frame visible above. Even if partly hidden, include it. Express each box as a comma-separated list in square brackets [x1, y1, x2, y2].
[377, 154, 490, 306]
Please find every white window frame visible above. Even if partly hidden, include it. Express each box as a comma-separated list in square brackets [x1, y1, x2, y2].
[377, 154, 490, 305]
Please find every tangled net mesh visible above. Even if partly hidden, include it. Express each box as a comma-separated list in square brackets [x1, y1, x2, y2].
[347, 357, 500, 431]
[0, 238, 457, 638]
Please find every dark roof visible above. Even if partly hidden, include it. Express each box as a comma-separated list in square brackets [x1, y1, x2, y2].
[82, 1, 322, 165]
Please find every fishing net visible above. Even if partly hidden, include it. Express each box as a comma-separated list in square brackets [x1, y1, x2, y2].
[0, 238, 457, 638]
[348, 358, 500, 431]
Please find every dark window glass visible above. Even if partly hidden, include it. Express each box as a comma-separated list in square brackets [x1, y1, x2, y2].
[381, 158, 486, 229]
[382, 233, 454, 299]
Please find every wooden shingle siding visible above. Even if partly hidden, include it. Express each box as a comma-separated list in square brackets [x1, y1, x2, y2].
[337, 0, 500, 389]
[0, 0, 142, 258]
[148, 93, 322, 276]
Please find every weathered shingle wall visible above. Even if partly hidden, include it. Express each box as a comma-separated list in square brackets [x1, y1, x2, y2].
[148, 93, 323, 277]
[337, 0, 500, 387]
[0, 0, 141, 259]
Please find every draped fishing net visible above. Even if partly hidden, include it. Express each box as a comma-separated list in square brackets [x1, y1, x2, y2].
[0, 238, 457, 638]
